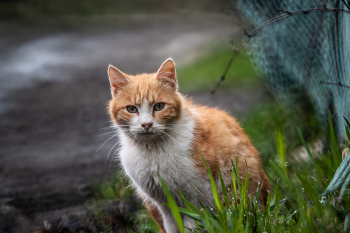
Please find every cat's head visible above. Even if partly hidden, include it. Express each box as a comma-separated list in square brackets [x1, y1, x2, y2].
[108, 58, 182, 141]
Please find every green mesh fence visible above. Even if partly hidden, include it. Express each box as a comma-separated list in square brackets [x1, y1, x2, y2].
[236, 0, 350, 139]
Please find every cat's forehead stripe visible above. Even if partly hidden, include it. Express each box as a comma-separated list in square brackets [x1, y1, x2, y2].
[135, 92, 142, 105]
[130, 83, 158, 105]
[141, 98, 150, 113]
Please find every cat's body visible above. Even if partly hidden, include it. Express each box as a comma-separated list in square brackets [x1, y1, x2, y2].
[107, 59, 269, 233]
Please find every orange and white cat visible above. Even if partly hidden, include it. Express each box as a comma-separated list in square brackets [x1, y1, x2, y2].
[107, 58, 269, 233]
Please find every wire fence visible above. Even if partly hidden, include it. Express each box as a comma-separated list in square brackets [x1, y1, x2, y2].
[235, 0, 350, 139]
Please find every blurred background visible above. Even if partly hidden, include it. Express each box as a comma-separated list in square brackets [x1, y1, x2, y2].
[0, 0, 349, 232]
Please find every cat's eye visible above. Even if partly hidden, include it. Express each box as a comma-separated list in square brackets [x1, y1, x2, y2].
[153, 103, 165, 111]
[126, 105, 138, 113]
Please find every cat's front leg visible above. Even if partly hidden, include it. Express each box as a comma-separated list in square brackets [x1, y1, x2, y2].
[158, 206, 198, 233]
[157, 203, 180, 233]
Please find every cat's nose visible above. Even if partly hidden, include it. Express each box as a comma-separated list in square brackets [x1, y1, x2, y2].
[141, 122, 153, 131]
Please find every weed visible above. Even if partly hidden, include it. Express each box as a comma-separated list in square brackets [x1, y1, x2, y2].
[87, 171, 159, 233]
[160, 116, 350, 232]
[88, 171, 133, 200]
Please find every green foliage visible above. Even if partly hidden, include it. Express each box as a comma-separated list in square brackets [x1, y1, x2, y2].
[239, 100, 322, 165]
[159, 175, 185, 233]
[126, 208, 160, 233]
[276, 127, 287, 174]
[201, 153, 223, 213]
[88, 173, 159, 233]
[177, 46, 261, 93]
[88, 94, 347, 233]
[160, 117, 350, 233]
[89, 172, 133, 200]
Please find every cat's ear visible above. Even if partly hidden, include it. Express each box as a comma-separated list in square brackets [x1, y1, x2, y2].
[108, 65, 130, 97]
[156, 58, 178, 90]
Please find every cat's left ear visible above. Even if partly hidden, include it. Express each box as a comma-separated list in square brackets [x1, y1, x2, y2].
[156, 58, 178, 90]
[108, 65, 130, 97]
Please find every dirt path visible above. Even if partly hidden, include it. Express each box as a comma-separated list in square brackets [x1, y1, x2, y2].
[0, 13, 267, 232]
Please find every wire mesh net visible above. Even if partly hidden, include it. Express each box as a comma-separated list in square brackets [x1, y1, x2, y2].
[236, 0, 350, 139]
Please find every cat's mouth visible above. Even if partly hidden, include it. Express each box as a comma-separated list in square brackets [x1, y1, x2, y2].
[138, 131, 156, 136]
[129, 129, 160, 141]
[134, 131, 158, 141]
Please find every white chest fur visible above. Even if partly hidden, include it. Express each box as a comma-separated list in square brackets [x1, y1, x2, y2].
[118, 113, 200, 201]
[117, 111, 214, 232]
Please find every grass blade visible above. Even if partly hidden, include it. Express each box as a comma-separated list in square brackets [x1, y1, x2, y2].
[328, 111, 342, 168]
[179, 190, 203, 233]
[163, 203, 202, 222]
[274, 180, 280, 217]
[200, 154, 223, 212]
[262, 166, 276, 189]
[297, 127, 314, 162]
[158, 175, 184, 233]
[242, 165, 249, 210]
[218, 167, 230, 209]
[269, 160, 294, 189]
[344, 116, 350, 130]
[276, 128, 287, 174]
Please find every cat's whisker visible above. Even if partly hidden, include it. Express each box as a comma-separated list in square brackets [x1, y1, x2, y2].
[95, 134, 118, 153]
[99, 127, 113, 130]
[106, 139, 122, 169]
[100, 124, 130, 131]
[109, 144, 121, 172]
[112, 148, 120, 161]
[125, 131, 139, 142]
[114, 126, 129, 130]
[97, 131, 117, 137]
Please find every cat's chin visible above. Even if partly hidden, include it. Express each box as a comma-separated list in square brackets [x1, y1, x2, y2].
[133, 132, 159, 141]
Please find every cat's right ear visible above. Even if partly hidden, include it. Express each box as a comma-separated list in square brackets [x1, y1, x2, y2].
[156, 58, 178, 91]
[108, 65, 130, 97]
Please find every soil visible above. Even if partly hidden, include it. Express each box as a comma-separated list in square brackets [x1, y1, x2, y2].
[0, 12, 268, 232]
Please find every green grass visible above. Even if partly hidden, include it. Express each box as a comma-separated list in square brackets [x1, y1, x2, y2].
[238, 99, 322, 165]
[161, 116, 350, 233]
[87, 97, 327, 232]
[86, 173, 159, 232]
[177, 46, 262, 93]
[86, 43, 337, 231]
[126, 208, 160, 233]
[88, 172, 133, 200]
[87, 100, 329, 232]
[86, 172, 159, 232]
